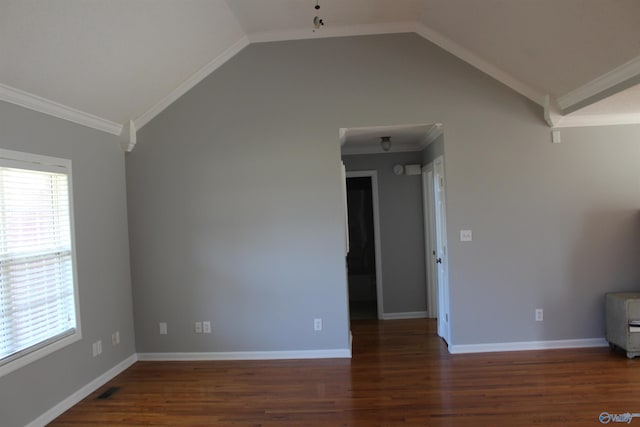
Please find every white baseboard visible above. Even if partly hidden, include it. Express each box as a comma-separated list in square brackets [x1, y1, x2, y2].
[381, 311, 428, 320]
[26, 354, 138, 427]
[137, 348, 352, 361]
[449, 337, 608, 354]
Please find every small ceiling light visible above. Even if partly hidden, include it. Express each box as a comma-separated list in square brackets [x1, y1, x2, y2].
[313, 0, 324, 30]
[380, 136, 392, 152]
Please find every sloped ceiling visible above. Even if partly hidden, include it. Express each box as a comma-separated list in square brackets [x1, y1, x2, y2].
[420, 0, 640, 99]
[1, 0, 639, 148]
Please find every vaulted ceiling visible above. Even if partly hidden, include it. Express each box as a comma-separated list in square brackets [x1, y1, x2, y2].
[2, 0, 639, 149]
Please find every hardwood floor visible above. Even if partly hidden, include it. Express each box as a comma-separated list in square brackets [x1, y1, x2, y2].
[50, 319, 640, 426]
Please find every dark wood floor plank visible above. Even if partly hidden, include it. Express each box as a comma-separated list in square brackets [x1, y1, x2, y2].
[49, 319, 640, 426]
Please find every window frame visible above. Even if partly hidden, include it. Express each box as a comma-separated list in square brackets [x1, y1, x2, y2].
[0, 148, 81, 378]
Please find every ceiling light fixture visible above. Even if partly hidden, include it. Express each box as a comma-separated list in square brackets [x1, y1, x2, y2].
[313, 0, 324, 30]
[380, 136, 392, 152]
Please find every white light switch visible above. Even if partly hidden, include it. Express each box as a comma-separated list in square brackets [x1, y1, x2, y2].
[460, 229, 472, 242]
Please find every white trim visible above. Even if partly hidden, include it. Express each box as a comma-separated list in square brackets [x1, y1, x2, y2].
[339, 123, 440, 146]
[544, 94, 640, 128]
[137, 349, 351, 362]
[5, 25, 639, 140]
[119, 120, 137, 152]
[554, 112, 640, 128]
[345, 171, 384, 320]
[421, 123, 443, 148]
[433, 156, 451, 344]
[341, 162, 349, 255]
[0, 150, 83, 379]
[248, 22, 415, 44]
[340, 123, 442, 155]
[422, 163, 437, 318]
[133, 36, 250, 130]
[543, 94, 562, 128]
[0, 84, 122, 136]
[558, 55, 640, 112]
[414, 23, 546, 107]
[449, 338, 608, 354]
[25, 354, 138, 427]
[342, 144, 427, 156]
[381, 311, 428, 320]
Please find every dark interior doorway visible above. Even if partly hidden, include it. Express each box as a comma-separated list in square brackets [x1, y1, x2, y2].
[346, 177, 378, 320]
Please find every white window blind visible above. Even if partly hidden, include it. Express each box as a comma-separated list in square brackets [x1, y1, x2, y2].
[0, 156, 78, 370]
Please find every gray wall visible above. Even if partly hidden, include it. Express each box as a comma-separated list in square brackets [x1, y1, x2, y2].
[128, 32, 640, 355]
[0, 102, 135, 427]
[342, 151, 427, 314]
[449, 124, 640, 344]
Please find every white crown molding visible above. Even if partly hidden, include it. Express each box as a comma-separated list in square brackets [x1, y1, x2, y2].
[420, 123, 443, 148]
[543, 94, 562, 127]
[119, 120, 137, 152]
[414, 23, 546, 107]
[0, 84, 122, 136]
[554, 112, 640, 128]
[5, 24, 640, 142]
[340, 123, 430, 146]
[558, 55, 640, 112]
[341, 123, 443, 155]
[449, 337, 607, 354]
[341, 143, 426, 156]
[137, 348, 352, 361]
[544, 93, 640, 128]
[133, 36, 251, 130]
[248, 21, 415, 43]
[25, 354, 137, 427]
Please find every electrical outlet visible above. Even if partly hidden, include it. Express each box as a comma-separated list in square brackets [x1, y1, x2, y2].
[460, 229, 472, 242]
[314, 318, 322, 331]
[203, 321, 211, 334]
[112, 332, 117, 346]
[92, 342, 98, 357]
[159, 322, 167, 335]
[195, 322, 202, 333]
[97, 340, 102, 355]
[115, 331, 120, 345]
[535, 308, 543, 322]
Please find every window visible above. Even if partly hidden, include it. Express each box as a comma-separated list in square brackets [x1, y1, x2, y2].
[0, 149, 80, 377]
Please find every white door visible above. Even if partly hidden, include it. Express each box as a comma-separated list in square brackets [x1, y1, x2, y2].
[422, 164, 437, 318]
[433, 156, 451, 344]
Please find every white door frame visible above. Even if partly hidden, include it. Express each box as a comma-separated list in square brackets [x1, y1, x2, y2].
[345, 170, 384, 320]
[421, 163, 437, 319]
[433, 156, 451, 344]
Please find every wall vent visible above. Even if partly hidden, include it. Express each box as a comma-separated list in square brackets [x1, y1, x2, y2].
[96, 386, 121, 400]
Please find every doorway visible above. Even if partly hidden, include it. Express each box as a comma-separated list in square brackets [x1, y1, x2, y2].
[346, 172, 383, 320]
